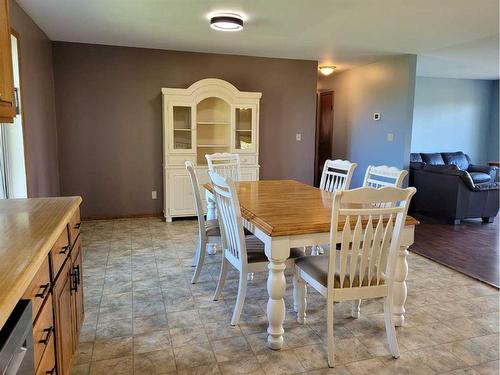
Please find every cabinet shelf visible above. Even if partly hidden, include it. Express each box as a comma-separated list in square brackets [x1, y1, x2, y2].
[197, 121, 230, 125]
[197, 144, 229, 148]
[174, 128, 192, 131]
[236, 129, 252, 132]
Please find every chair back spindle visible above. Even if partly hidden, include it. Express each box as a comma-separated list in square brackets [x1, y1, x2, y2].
[328, 187, 415, 293]
[206, 153, 241, 181]
[185, 161, 206, 239]
[363, 165, 408, 189]
[319, 159, 357, 192]
[208, 171, 247, 266]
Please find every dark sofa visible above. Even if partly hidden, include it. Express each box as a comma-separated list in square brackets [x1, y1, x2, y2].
[410, 152, 499, 224]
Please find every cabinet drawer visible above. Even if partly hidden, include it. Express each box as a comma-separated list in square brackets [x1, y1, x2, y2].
[239, 155, 257, 165]
[167, 154, 196, 166]
[33, 294, 54, 371]
[50, 228, 70, 280]
[69, 207, 81, 247]
[23, 256, 50, 321]
[36, 333, 56, 375]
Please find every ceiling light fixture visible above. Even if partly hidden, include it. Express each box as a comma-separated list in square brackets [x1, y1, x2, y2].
[319, 66, 336, 76]
[210, 13, 244, 32]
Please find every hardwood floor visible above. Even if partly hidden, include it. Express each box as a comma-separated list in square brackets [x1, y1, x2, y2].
[411, 215, 499, 288]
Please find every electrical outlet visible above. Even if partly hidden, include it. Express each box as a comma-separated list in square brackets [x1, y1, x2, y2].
[296, 133, 302, 141]
[387, 133, 394, 142]
[152, 191, 157, 199]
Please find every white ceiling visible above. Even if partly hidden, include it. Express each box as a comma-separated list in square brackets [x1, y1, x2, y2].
[17, 0, 500, 79]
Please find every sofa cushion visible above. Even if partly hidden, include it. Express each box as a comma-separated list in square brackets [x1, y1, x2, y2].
[421, 153, 445, 165]
[442, 152, 470, 170]
[410, 153, 423, 163]
[469, 172, 492, 184]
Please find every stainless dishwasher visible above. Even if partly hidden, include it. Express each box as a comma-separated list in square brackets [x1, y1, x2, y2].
[0, 300, 34, 375]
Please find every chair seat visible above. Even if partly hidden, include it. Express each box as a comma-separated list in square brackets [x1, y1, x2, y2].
[245, 236, 304, 263]
[295, 255, 385, 288]
[206, 219, 253, 237]
[469, 172, 491, 184]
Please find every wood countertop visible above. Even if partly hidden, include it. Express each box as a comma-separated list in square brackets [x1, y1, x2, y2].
[0, 197, 82, 329]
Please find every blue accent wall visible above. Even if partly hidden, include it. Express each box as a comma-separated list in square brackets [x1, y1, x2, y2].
[411, 77, 498, 164]
[488, 80, 499, 162]
[317, 55, 417, 187]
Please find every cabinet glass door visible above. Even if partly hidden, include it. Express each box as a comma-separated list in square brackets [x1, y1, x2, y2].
[172, 106, 193, 151]
[235, 106, 254, 151]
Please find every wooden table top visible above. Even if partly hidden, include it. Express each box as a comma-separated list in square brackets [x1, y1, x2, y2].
[0, 196, 82, 329]
[204, 180, 419, 237]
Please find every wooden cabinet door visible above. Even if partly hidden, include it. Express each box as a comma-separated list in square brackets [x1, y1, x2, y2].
[0, 0, 14, 122]
[71, 239, 84, 351]
[53, 261, 74, 375]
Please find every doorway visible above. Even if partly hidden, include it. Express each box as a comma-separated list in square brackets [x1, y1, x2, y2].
[0, 31, 27, 199]
[314, 91, 334, 186]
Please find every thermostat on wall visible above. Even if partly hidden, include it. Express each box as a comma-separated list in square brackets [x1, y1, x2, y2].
[373, 113, 381, 121]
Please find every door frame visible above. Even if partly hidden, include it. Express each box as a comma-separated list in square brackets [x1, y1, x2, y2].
[9, 28, 30, 197]
[314, 90, 334, 186]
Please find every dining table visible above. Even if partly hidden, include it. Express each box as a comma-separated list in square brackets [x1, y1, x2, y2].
[203, 179, 419, 350]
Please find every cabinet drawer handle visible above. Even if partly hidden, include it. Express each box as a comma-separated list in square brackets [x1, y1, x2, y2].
[46, 366, 56, 375]
[74, 222, 81, 229]
[59, 245, 70, 255]
[39, 327, 53, 345]
[35, 283, 50, 299]
[75, 265, 81, 285]
[70, 269, 78, 292]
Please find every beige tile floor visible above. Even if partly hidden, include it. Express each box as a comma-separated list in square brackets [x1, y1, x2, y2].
[72, 218, 499, 375]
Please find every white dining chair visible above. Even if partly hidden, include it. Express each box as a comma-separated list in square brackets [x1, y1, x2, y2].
[363, 165, 408, 188]
[313, 159, 357, 255]
[206, 153, 241, 180]
[294, 186, 416, 367]
[185, 161, 221, 284]
[208, 171, 304, 326]
[319, 159, 357, 192]
[205, 152, 259, 278]
[342, 165, 409, 315]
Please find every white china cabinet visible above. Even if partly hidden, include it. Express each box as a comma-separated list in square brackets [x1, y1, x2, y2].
[162, 78, 261, 221]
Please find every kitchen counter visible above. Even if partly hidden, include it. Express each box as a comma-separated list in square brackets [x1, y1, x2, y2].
[0, 196, 82, 329]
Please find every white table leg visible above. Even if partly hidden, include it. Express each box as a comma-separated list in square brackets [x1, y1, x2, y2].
[205, 190, 217, 255]
[265, 238, 289, 350]
[205, 190, 216, 221]
[392, 245, 409, 326]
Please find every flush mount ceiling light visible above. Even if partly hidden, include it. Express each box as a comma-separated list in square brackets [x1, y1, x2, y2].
[319, 66, 336, 76]
[210, 13, 244, 32]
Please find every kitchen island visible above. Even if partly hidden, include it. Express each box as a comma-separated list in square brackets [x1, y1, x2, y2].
[0, 197, 83, 375]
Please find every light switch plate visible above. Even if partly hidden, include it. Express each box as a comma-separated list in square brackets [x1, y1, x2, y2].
[296, 133, 302, 141]
[152, 191, 157, 199]
[373, 113, 381, 121]
[387, 133, 394, 142]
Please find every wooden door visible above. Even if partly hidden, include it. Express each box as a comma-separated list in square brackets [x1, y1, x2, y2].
[53, 261, 74, 375]
[314, 92, 334, 186]
[0, 0, 14, 122]
[71, 242, 84, 351]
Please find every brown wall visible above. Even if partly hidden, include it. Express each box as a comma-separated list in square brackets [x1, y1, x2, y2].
[9, 0, 59, 197]
[52, 42, 318, 219]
